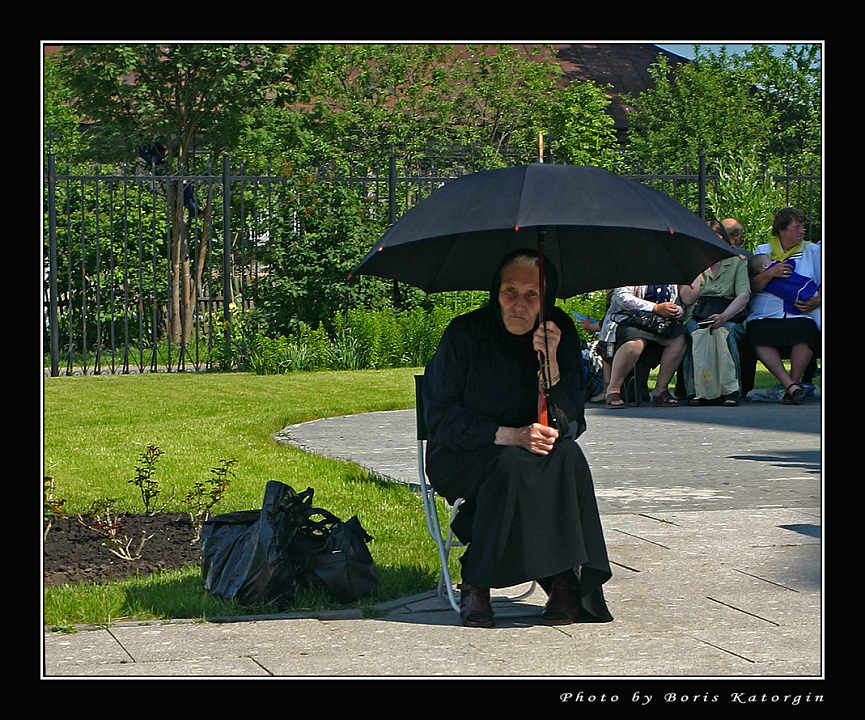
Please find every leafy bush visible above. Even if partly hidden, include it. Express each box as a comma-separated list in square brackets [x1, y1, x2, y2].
[706, 150, 786, 252]
[212, 289, 612, 374]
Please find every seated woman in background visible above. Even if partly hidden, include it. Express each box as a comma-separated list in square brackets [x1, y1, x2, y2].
[422, 249, 613, 628]
[745, 208, 821, 405]
[599, 284, 687, 408]
[678, 219, 750, 406]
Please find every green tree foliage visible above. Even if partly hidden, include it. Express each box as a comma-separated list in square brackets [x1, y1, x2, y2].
[240, 43, 619, 333]
[249, 178, 400, 335]
[59, 44, 292, 164]
[732, 44, 821, 169]
[546, 81, 618, 167]
[624, 48, 777, 169]
[289, 43, 618, 170]
[624, 44, 821, 172]
[57, 44, 293, 345]
[44, 53, 86, 162]
[292, 44, 457, 167]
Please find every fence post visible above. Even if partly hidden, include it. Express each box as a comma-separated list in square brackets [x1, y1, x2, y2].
[222, 154, 232, 368]
[47, 137, 59, 377]
[698, 152, 706, 220]
[388, 152, 401, 306]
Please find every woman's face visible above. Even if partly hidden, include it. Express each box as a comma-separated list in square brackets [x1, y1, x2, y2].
[779, 218, 806, 247]
[498, 261, 541, 335]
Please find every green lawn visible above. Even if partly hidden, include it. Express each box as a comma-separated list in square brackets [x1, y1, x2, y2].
[43, 368, 455, 627]
[44, 368, 422, 513]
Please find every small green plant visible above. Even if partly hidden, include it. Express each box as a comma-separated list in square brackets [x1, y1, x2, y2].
[328, 330, 361, 370]
[43, 476, 67, 541]
[186, 458, 237, 543]
[129, 444, 174, 516]
[76, 498, 154, 561]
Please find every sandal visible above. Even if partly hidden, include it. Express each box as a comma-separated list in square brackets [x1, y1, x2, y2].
[605, 391, 625, 409]
[782, 383, 805, 405]
[652, 390, 680, 407]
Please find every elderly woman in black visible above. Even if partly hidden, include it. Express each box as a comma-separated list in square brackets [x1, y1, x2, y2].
[421, 249, 613, 628]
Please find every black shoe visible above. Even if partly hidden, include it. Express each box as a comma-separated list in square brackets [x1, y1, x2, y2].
[459, 583, 494, 628]
[782, 383, 805, 405]
[540, 575, 580, 625]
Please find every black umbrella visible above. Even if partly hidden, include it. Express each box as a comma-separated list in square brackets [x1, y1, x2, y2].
[349, 163, 737, 298]
[350, 163, 738, 426]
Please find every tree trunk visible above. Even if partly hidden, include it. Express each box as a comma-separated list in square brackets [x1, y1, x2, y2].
[181, 185, 215, 346]
[167, 180, 184, 346]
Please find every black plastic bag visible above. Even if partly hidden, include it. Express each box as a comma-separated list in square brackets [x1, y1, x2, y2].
[200, 481, 378, 608]
[200, 481, 311, 608]
[292, 508, 379, 603]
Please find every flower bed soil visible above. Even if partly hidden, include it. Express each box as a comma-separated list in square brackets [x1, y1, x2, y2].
[43, 513, 203, 588]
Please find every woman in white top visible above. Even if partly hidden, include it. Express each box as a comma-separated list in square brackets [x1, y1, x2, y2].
[599, 285, 687, 408]
[746, 208, 821, 404]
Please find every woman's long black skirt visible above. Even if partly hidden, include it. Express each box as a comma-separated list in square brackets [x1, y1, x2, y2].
[427, 439, 613, 622]
[747, 317, 820, 356]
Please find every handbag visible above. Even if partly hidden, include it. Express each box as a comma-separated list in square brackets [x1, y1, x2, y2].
[693, 295, 747, 324]
[620, 309, 679, 338]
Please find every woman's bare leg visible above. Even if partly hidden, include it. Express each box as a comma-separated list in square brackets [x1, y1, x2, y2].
[754, 345, 794, 388]
[653, 334, 687, 396]
[606, 339, 645, 394]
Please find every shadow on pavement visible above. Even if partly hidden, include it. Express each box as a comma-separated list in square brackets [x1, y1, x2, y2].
[727, 448, 821, 474]
[585, 402, 821, 435]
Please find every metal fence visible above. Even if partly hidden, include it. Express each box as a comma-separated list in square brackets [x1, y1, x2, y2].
[43, 149, 821, 376]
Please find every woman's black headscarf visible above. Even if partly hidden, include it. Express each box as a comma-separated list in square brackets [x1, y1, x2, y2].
[488, 248, 559, 334]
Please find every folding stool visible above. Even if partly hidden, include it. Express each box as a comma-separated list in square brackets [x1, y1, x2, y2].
[414, 374, 536, 613]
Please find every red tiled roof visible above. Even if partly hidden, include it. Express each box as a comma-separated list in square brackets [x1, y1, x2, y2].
[547, 43, 689, 130]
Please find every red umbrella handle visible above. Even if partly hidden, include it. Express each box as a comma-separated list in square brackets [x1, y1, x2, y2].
[538, 385, 550, 426]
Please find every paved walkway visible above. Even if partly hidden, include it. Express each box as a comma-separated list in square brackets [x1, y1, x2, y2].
[43, 400, 823, 683]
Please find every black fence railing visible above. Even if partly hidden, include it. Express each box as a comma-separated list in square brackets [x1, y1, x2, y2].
[43, 149, 821, 376]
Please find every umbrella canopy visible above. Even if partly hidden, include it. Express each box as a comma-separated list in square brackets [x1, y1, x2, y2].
[350, 164, 738, 297]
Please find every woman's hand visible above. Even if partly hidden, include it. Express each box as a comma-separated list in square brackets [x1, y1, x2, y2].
[768, 261, 794, 279]
[706, 313, 724, 330]
[654, 301, 682, 319]
[533, 321, 562, 384]
[795, 293, 821, 313]
[496, 423, 560, 455]
[578, 316, 600, 334]
[533, 321, 561, 359]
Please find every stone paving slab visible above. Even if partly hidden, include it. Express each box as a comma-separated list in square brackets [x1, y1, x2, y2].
[44, 513, 822, 678]
[50, 656, 272, 677]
